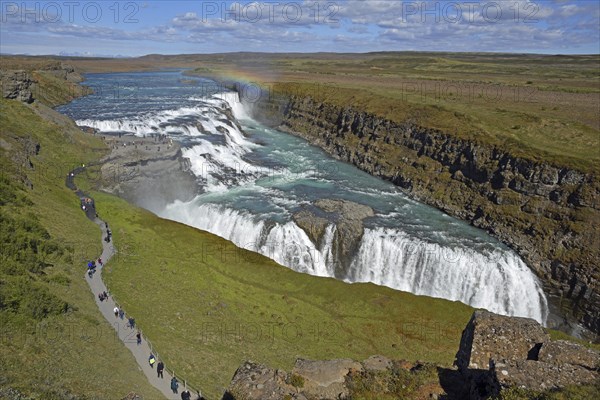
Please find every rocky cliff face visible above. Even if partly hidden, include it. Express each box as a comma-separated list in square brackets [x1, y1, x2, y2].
[246, 94, 600, 337]
[292, 199, 374, 276]
[1, 63, 82, 105]
[1, 70, 34, 103]
[99, 136, 197, 213]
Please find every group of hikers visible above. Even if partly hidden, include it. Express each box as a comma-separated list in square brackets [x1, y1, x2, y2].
[100, 288, 204, 397]
[77, 187, 204, 399]
[147, 353, 205, 399]
[87, 258, 103, 277]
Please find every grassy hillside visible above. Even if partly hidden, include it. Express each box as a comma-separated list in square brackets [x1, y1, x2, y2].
[0, 97, 162, 399]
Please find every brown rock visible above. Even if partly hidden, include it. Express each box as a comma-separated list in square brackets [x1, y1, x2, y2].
[362, 355, 393, 372]
[455, 310, 549, 372]
[538, 340, 600, 370]
[292, 358, 363, 399]
[492, 359, 598, 392]
[224, 361, 295, 400]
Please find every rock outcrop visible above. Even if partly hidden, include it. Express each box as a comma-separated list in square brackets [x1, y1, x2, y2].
[223, 359, 363, 400]
[1, 63, 83, 105]
[247, 94, 600, 337]
[223, 356, 442, 400]
[99, 136, 197, 212]
[455, 310, 599, 398]
[1, 70, 34, 103]
[292, 199, 374, 276]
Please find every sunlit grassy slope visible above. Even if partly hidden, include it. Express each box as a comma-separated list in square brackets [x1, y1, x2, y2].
[0, 98, 162, 398]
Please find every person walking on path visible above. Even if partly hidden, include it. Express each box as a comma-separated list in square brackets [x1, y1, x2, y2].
[118, 308, 124, 319]
[148, 353, 156, 368]
[171, 376, 179, 394]
[113, 306, 119, 318]
[136, 331, 142, 345]
[157, 361, 164, 378]
[181, 389, 191, 400]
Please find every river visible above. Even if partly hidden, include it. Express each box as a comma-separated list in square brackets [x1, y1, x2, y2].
[58, 70, 548, 324]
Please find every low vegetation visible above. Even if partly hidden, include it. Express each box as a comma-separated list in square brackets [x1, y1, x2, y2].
[0, 97, 162, 398]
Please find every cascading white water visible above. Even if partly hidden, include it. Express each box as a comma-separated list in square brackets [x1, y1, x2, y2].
[61, 73, 549, 326]
[162, 202, 336, 277]
[162, 201, 548, 323]
[349, 227, 547, 322]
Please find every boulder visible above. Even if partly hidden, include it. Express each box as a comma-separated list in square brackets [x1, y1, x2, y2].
[455, 310, 600, 399]
[491, 359, 598, 392]
[538, 340, 600, 370]
[224, 361, 295, 400]
[362, 355, 393, 372]
[455, 310, 549, 372]
[292, 358, 363, 399]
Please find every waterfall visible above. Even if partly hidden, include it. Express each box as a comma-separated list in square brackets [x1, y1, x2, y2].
[162, 202, 548, 324]
[61, 73, 549, 326]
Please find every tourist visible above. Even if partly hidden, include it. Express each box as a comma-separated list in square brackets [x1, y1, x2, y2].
[157, 361, 164, 378]
[128, 317, 135, 329]
[136, 331, 142, 345]
[170, 377, 179, 394]
[114, 307, 119, 318]
[181, 389, 191, 400]
[119, 308, 125, 319]
[149, 353, 156, 368]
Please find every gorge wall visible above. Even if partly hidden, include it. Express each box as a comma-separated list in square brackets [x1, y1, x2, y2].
[245, 94, 600, 337]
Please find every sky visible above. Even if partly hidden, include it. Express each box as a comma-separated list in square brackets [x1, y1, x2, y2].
[1, 0, 599, 56]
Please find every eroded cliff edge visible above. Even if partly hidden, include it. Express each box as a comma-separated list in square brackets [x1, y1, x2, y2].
[245, 94, 600, 337]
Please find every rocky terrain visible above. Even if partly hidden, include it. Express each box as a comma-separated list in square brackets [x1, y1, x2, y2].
[98, 135, 197, 212]
[1, 70, 34, 103]
[293, 199, 374, 276]
[245, 94, 600, 338]
[223, 310, 600, 400]
[456, 310, 599, 398]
